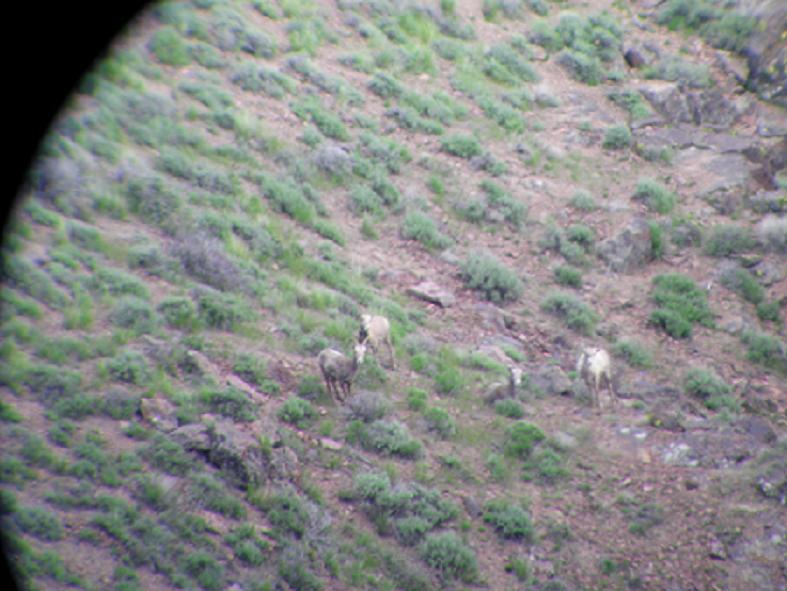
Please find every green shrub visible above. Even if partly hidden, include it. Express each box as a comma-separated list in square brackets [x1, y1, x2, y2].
[0, 399, 22, 423]
[200, 387, 257, 422]
[13, 506, 65, 541]
[643, 54, 711, 88]
[741, 331, 786, 374]
[704, 225, 757, 257]
[553, 265, 582, 288]
[683, 368, 731, 402]
[479, 180, 525, 229]
[401, 211, 452, 250]
[460, 251, 523, 304]
[603, 125, 632, 150]
[193, 288, 251, 331]
[483, 499, 534, 541]
[420, 532, 477, 583]
[292, 98, 349, 141]
[277, 397, 316, 427]
[110, 296, 157, 334]
[142, 434, 192, 476]
[541, 292, 599, 335]
[607, 89, 652, 120]
[434, 366, 463, 396]
[756, 301, 781, 323]
[148, 27, 192, 67]
[3, 256, 68, 309]
[183, 551, 224, 591]
[494, 398, 524, 418]
[66, 221, 105, 252]
[361, 420, 422, 458]
[612, 339, 652, 368]
[158, 296, 198, 330]
[423, 407, 456, 439]
[107, 350, 150, 385]
[22, 363, 81, 405]
[368, 72, 403, 98]
[633, 179, 677, 214]
[407, 388, 428, 411]
[504, 422, 545, 459]
[556, 49, 604, 85]
[649, 273, 714, 338]
[440, 134, 483, 159]
[522, 445, 568, 483]
[191, 473, 247, 519]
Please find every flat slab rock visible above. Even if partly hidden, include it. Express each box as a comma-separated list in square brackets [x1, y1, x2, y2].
[406, 280, 456, 307]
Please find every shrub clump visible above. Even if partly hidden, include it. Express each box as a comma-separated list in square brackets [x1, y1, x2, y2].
[482, 499, 535, 541]
[704, 225, 757, 257]
[401, 211, 453, 251]
[683, 368, 731, 401]
[420, 531, 478, 583]
[741, 331, 787, 375]
[277, 397, 316, 427]
[440, 134, 483, 159]
[359, 420, 422, 458]
[460, 251, 523, 304]
[171, 233, 247, 293]
[649, 274, 714, 339]
[349, 471, 458, 545]
[603, 125, 632, 150]
[541, 292, 599, 335]
[504, 422, 546, 459]
[109, 295, 157, 334]
[633, 179, 677, 214]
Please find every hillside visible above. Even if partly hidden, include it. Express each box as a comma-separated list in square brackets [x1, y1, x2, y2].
[1, 1, 785, 590]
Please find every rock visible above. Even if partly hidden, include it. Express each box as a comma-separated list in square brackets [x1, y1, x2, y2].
[709, 536, 728, 560]
[170, 423, 211, 451]
[319, 437, 343, 451]
[407, 280, 456, 307]
[750, 259, 785, 286]
[140, 395, 179, 432]
[269, 446, 300, 483]
[648, 410, 686, 432]
[736, 416, 776, 444]
[552, 431, 578, 450]
[714, 50, 749, 85]
[639, 82, 748, 128]
[184, 349, 220, 378]
[597, 218, 654, 273]
[660, 442, 699, 467]
[756, 120, 787, 138]
[531, 365, 572, 396]
[748, 190, 785, 214]
[619, 380, 681, 401]
[696, 132, 756, 154]
[207, 420, 271, 488]
[698, 153, 753, 214]
[474, 302, 507, 331]
[740, 2, 787, 106]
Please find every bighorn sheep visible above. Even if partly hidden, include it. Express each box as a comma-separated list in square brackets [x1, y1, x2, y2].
[358, 314, 396, 369]
[484, 366, 524, 404]
[318, 342, 367, 403]
[576, 347, 616, 411]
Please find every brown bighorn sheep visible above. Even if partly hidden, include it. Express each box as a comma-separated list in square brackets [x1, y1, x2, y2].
[576, 347, 616, 410]
[484, 366, 524, 404]
[358, 314, 396, 369]
[318, 342, 367, 403]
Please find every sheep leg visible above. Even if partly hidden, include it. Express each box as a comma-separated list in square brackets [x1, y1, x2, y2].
[386, 337, 396, 370]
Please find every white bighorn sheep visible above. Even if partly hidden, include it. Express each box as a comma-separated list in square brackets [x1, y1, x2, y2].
[358, 314, 396, 370]
[576, 347, 616, 411]
[318, 342, 367, 403]
[484, 366, 524, 404]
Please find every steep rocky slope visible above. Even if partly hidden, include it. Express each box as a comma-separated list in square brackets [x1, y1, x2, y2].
[1, 1, 784, 590]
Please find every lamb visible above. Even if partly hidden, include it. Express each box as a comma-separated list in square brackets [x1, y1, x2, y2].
[318, 342, 367, 404]
[358, 314, 396, 370]
[484, 366, 524, 405]
[576, 347, 616, 411]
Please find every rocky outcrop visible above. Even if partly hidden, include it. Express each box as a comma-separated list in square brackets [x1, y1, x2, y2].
[407, 280, 456, 307]
[739, 0, 787, 106]
[530, 364, 572, 396]
[597, 218, 654, 273]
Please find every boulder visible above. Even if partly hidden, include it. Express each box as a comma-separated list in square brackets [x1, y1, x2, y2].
[597, 218, 653, 273]
[530, 364, 572, 396]
[207, 420, 271, 488]
[406, 280, 456, 307]
[170, 423, 211, 452]
[624, 46, 648, 68]
[140, 395, 179, 432]
[739, 0, 787, 106]
[748, 190, 785, 214]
